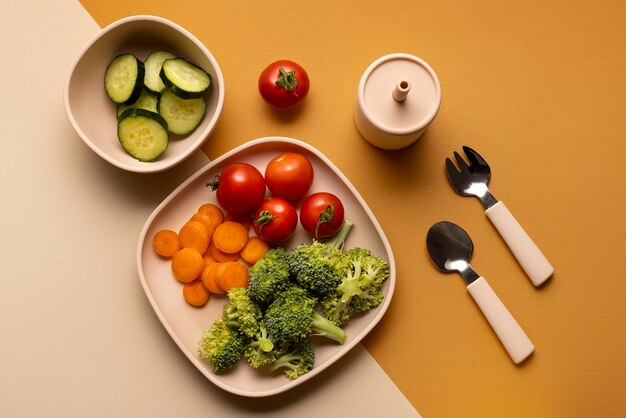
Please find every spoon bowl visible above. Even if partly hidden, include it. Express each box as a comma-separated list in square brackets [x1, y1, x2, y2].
[426, 221, 478, 284]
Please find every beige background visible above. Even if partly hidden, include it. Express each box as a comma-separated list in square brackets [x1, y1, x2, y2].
[3, 0, 626, 416]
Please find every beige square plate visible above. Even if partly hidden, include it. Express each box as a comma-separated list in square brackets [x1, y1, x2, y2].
[136, 137, 395, 397]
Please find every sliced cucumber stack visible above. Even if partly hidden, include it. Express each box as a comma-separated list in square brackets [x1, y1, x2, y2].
[158, 89, 207, 135]
[117, 109, 169, 162]
[116, 89, 158, 119]
[104, 53, 145, 104]
[160, 58, 212, 99]
[104, 51, 213, 163]
[143, 50, 178, 94]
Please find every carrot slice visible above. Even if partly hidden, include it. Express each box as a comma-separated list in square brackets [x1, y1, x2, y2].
[213, 221, 249, 254]
[197, 203, 224, 227]
[189, 212, 216, 237]
[224, 212, 252, 231]
[152, 229, 180, 257]
[183, 279, 210, 307]
[202, 251, 218, 269]
[201, 262, 227, 295]
[208, 241, 240, 262]
[240, 236, 270, 265]
[178, 220, 210, 255]
[171, 247, 204, 283]
[216, 261, 249, 292]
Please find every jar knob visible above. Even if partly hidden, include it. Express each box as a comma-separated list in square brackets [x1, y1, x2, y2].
[392, 79, 411, 102]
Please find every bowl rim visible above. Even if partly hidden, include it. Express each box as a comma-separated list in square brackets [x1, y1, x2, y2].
[63, 15, 225, 174]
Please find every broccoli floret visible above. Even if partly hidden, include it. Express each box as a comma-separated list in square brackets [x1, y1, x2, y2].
[243, 320, 279, 369]
[265, 286, 345, 344]
[248, 247, 291, 306]
[198, 318, 248, 373]
[269, 338, 315, 380]
[321, 247, 390, 326]
[288, 220, 354, 297]
[222, 287, 263, 338]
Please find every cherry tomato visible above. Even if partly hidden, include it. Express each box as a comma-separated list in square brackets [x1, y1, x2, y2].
[265, 152, 314, 201]
[300, 192, 345, 239]
[208, 163, 266, 213]
[258, 60, 310, 109]
[252, 197, 298, 245]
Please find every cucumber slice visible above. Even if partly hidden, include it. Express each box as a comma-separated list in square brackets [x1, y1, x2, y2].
[116, 89, 158, 119]
[160, 58, 211, 99]
[143, 50, 178, 94]
[117, 108, 169, 162]
[157, 89, 207, 135]
[104, 53, 145, 104]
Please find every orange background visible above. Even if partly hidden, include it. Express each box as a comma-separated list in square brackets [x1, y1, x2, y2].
[80, 1, 626, 416]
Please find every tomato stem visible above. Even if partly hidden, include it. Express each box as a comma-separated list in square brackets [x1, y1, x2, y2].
[314, 204, 335, 240]
[275, 67, 299, 96]
[254, 210, 276, 235]
[206, 175, 220, 191]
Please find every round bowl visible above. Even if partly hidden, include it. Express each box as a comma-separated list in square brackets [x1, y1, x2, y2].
[64, 15, 225, 173]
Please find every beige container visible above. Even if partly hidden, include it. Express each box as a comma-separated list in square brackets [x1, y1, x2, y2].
[354, 53, 441, 150]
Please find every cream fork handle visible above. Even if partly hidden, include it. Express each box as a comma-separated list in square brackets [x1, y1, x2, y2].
[485, 201, 554, 286]
[467, 277, 535, 364]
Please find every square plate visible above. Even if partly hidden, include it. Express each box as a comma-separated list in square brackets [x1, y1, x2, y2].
[136, 137, 395, 396]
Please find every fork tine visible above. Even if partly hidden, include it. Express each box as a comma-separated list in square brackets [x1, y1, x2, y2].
[463, 146, 489, 169]
[453, 151, 469, 170]
[445, 157, 461, 183]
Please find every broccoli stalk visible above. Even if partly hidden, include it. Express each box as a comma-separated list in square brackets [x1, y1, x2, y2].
[310, 310, 345, 343]
[244, 321, 278, 369]
[269, 338, 315, 380]
[337, 259, 366, 304]
[265, 286, 345, 344]
[322, 247, 390, 326]
[322, 218, 354, 248]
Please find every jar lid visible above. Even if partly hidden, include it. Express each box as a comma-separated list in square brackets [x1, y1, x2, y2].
[358, 53, 441, 135]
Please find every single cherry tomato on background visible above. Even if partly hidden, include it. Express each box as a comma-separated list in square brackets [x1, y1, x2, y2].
[265, 152, 314, 201]
[252, 197, 298, 245]
[258, 60, 310, 109]
[300, 192, 345, 239]
[208, 163, 266, 213]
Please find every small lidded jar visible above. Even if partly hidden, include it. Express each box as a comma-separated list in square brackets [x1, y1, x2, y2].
[354, 53, 441, 150]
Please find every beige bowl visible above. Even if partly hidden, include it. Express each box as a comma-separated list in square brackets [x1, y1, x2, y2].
[64, 15, 225, 173]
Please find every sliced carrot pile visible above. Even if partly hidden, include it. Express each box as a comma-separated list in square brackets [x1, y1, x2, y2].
[213, 221, 249, 254]
[171, 247, 204, 283]
[152, 229, 180, 257]
[240, 236, 270, 265]
[151, 201, 267, 307]
[183, 279, 210, 307]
